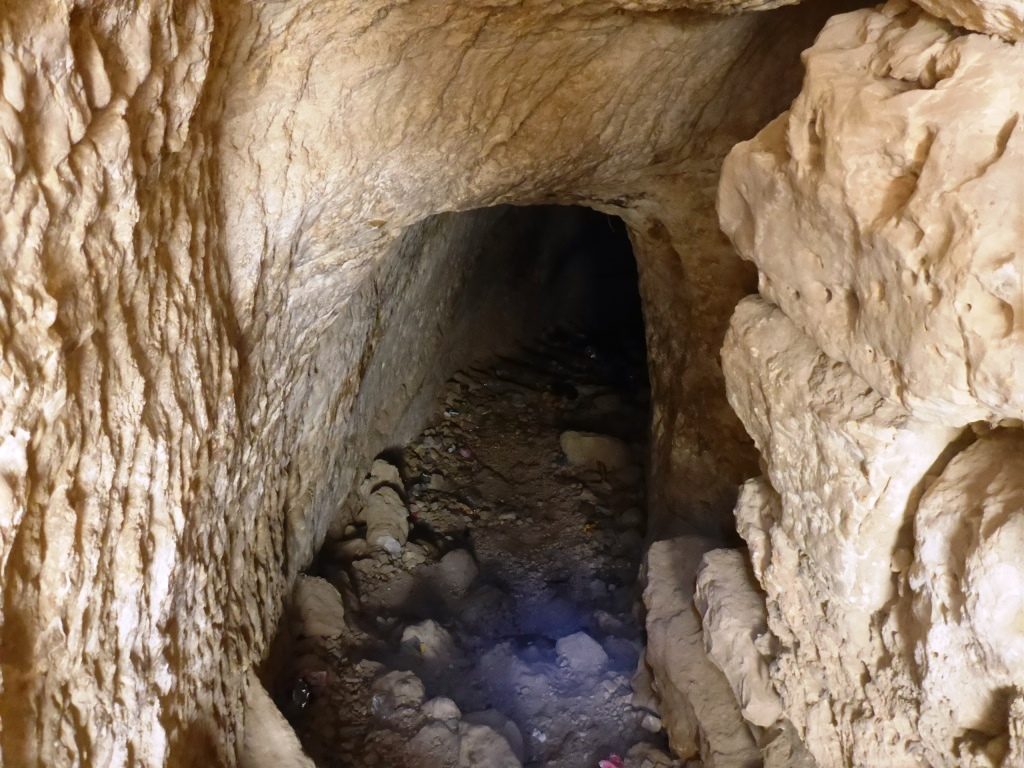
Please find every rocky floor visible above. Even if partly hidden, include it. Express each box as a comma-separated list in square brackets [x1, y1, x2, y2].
[269, 329, 685, 768]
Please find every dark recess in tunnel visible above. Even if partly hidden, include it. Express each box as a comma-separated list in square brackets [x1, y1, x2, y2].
[268, 204, 659, 768]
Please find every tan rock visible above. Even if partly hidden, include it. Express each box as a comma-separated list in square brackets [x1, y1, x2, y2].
[723, 297, 959, 618]
[0, 0, 851, 762]
[722, 299, 960, 766]
[643, 537, 760, 766]
[359, 458, 404, 499]
[560, 431, 632, 472]
[912, 0, 1024, 40]
[719, 1, 1024, 427]
[359, 486, 410, 554]
[293, 575, 348, 639]
[239, 671, 316, 768]
[694, 549, 781, 728]
[907, 430, 1024, 764]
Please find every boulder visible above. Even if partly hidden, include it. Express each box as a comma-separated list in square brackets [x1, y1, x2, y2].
[555, 631, 609, 677]
[719, 1, 1024, 427]
[559, 431, 632, 472]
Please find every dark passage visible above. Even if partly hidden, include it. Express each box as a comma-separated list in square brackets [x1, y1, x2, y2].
[267, 207, 672, 768]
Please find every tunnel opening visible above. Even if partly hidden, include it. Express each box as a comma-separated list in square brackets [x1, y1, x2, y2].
[266, 205, 665, 767]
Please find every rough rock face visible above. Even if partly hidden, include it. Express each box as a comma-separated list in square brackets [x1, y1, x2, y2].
[909, 430, 1024, 765]
[693, 549, 779, 730]
[721, 300, 961, 765]
[643, 537, 760, 767]
[711, 1, 1024, 765]
[719, 1, 1024, 427]
[723, 297, 960, 623]
[1, 0, 842, 764]
[911, 0, 1024, 40]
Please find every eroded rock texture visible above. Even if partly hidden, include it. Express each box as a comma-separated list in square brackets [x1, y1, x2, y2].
[720, 1, 1024, 427]
[711, 1, 1024, 765]
[1, 0, 842, 764]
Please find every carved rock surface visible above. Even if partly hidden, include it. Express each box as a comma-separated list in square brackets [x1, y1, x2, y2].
[719, 1, 1024, 427]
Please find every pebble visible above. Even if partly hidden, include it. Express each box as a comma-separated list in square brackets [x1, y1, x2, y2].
[640, 713, 663, 733]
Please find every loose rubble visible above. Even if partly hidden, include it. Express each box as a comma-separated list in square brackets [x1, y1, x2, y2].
[270, 330, 684, 767]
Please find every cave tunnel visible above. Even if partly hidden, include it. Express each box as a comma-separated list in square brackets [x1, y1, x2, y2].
[266, 205, 659, 768]
[10, 0, 1014, 765]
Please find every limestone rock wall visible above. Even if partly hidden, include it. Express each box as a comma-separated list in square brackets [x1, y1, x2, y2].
[0, 0, 846, 764]
[0, 2, 239, 765]
[711, 1, 1024, 765]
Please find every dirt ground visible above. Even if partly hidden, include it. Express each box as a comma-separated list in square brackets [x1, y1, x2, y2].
[269, 328, 684, 768]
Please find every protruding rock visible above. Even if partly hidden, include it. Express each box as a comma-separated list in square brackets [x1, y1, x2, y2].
[434, 548, 479, 598]
[464, 710, 526, 762]
[719, 1, 1024, 427]
[722, 297, 958, 618]
[239, 671, 316, 768]
[911, 0, 1024, 41]
[371, 670, 426, 720]
[457, 723, 522, 767]
[423, 697, 462, 722]
[402, 619, 458, 666]
[909, 431, 1024, 764]
[360, 458, 404, 499]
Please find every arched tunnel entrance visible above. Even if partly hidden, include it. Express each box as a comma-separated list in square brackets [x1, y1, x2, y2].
[266, 205, 664, 767]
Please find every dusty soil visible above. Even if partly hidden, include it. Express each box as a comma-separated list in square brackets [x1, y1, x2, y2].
[270, 328, 681, 768]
